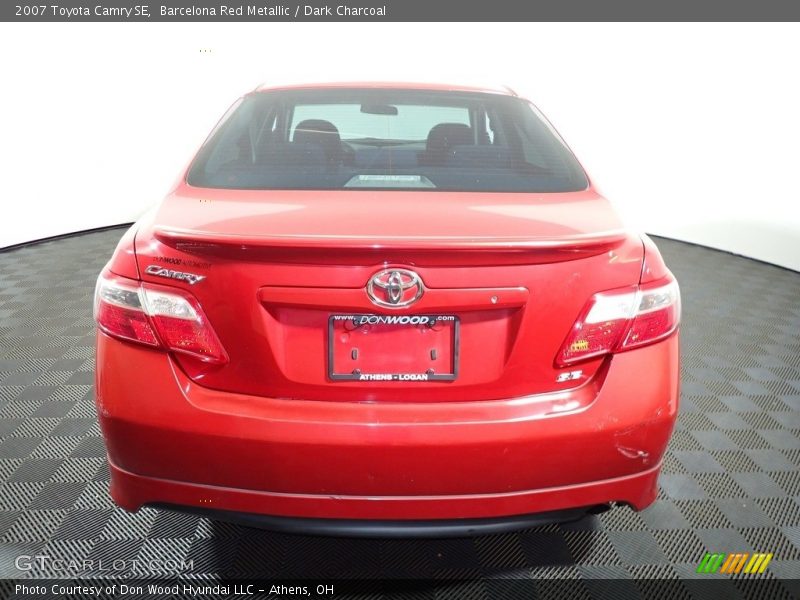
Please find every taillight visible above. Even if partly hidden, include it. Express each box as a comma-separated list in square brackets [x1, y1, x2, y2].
[556, 277, 680, 366]
[94, 276, 159, 346]
[619, 279, 681, 351]
[94, 271, 228, 364]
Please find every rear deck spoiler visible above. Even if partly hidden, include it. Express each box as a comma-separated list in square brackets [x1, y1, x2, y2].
[152, 226, 630, 265]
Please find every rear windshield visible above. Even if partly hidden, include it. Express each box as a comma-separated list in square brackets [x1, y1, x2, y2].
[187, 89, 589, 192]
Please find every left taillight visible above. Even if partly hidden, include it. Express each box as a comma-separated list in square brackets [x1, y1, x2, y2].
[94, 271, 228, 365]
[94, 274, 159, 346]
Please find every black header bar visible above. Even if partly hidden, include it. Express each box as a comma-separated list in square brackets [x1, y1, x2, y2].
[4, 0, 800, 22]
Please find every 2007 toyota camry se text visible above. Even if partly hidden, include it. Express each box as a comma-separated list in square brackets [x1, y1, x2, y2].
[94, 82, 680, 537]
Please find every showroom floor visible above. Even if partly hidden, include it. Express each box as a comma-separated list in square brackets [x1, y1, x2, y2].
[0, 229, 799, 596]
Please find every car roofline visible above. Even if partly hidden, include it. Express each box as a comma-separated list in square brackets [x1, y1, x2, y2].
[252, 80, 519, 96]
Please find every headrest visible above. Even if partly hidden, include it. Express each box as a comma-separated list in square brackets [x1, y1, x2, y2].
[293, 119, 342, 164]
[294, 119, 341, 145]
[426, 123, 473, 151]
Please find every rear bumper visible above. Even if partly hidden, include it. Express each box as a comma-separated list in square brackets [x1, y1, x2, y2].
[151, 502, 610, 538]
[109, 457, 653, 528]
[96, 332, 679, 522]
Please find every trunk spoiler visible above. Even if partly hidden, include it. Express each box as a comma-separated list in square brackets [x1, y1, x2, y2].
[153, 226, 629, 265]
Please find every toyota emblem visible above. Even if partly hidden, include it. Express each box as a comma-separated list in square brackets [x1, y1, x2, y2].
[367, 269, 424, 308]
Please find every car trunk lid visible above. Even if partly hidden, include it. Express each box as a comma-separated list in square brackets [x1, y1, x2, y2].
[133, 185, 643, 402]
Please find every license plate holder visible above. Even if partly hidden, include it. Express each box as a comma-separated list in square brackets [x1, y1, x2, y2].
[328, 314, 459, 382]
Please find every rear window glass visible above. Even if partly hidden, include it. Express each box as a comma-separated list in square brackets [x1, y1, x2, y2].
[187, 89, 589, 193]
[289, 104, 471, 142]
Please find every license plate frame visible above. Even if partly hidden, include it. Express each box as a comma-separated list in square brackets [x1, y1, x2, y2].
[327, 314, 460, 382]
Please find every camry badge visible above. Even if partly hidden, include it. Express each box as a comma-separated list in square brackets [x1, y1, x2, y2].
[367, 269, 424, 308]
[145, 264, 206, 285]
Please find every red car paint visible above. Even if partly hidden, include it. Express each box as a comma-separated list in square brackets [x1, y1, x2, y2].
[95, 83, 680, 530]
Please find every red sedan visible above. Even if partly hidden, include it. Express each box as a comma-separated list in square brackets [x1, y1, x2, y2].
[94, 82, 680, 536]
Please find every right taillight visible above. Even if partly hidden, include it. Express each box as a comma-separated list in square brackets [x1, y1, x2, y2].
[556, 277, 680, 367]
[94, 271, 228, 365]
[619, 278, 681, 351]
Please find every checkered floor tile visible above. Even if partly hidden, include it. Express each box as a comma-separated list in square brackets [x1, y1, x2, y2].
[0, 228, 799, 596]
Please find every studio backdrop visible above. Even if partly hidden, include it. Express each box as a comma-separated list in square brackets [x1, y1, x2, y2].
[1, 22, 798, 271]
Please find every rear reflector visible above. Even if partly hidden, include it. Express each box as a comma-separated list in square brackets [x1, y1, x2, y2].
[94, 271, 228, 364]
[556, 277, 680, 366]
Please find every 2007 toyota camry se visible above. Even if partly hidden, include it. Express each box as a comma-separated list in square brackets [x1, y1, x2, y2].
[94, 82, 680, 536]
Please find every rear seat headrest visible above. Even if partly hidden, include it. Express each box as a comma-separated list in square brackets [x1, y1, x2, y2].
[293, 119, 342, 163]
[426, 123, 474, 152]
